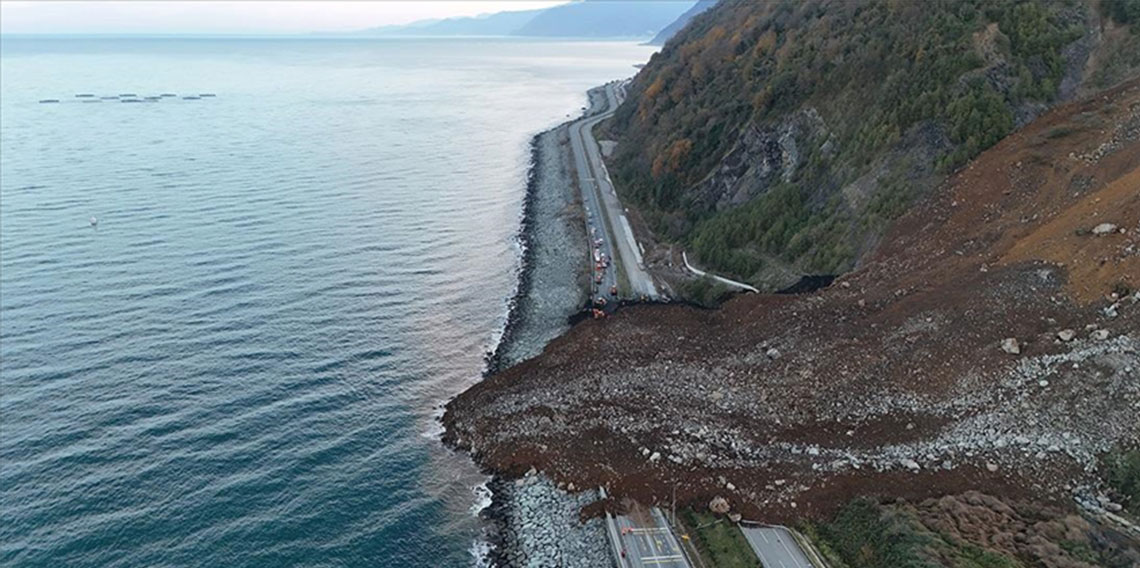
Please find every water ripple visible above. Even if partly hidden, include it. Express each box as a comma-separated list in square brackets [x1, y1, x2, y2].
[0, 35, 656, 567]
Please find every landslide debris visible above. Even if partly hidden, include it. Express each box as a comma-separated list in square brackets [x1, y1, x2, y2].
[444, 79, 1140, 529]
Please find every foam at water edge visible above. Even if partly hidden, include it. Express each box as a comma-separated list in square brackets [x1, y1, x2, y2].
[468, 480, 495, 567]
[468, 536, 494, 568]
[470, 480, 493, 516]
[421, 404, 448, 440]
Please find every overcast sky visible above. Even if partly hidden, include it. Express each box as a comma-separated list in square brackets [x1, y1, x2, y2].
[0, 1, 573, 35]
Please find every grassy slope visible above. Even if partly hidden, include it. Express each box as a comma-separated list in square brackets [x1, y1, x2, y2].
[802, 495, 1139, 568]
[676, 510, 759, 568]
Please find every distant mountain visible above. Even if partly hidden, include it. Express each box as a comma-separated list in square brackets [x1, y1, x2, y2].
[361, 9, 544, 37]
[647, 0, 717, 45]
[515, 1, 696, 39]
[362, 1, 696, 39]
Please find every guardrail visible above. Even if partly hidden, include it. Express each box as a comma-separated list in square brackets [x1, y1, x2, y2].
[681, 252, 759, 293]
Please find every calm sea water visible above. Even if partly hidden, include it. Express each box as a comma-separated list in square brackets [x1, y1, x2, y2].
[0, 36, 653, 567]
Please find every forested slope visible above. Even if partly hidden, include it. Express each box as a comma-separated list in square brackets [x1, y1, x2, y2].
[606, 0, 1140, 287]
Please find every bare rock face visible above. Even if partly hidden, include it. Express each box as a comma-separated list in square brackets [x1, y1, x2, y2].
[709, 496, 730, 514]
[692, 108, 832, 214]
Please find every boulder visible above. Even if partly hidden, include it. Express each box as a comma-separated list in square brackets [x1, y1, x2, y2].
[709, 496, 730, 514]
[1057, 329, 1075, 342]
[1001, 338, 1021, 354]
[1092, 222, 1118, 235]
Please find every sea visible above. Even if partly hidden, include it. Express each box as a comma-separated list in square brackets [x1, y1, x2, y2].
[0, 36, 654, 567]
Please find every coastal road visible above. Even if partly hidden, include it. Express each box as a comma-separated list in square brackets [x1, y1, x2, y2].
[569, 88, 619, 307]
[612, 507, 691, 568]
[739, 525, 815, 568]
[569, 81, 659, 302]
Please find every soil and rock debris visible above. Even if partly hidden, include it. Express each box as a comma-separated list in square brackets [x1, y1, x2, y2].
[447, 79, 1140, 557]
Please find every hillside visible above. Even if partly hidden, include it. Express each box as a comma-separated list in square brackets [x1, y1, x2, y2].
[605, 0, 1140, 289]
[446, 76, 1140, 564]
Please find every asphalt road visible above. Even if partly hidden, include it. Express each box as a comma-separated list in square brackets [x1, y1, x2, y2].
[569, 81, 659, 302]
[612, 508, 690, 568]
[739, 525, 814, 568]
[569, 89, 619, 307]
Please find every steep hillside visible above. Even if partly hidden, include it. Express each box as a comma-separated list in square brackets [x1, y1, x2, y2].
[606, 0, 1140, 288]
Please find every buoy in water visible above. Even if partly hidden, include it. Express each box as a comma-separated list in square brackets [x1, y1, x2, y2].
[90, 216, 98, 227]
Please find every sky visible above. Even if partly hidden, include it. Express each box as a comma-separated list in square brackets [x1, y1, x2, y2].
[0, 1, 573, 35]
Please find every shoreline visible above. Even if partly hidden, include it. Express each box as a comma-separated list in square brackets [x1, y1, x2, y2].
[485, 122, 591, 376]
[482, 135, 544, 377]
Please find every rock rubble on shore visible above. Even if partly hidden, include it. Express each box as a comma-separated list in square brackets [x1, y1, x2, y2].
[488, 126, 589, 372]
[484, 474, 610, 568]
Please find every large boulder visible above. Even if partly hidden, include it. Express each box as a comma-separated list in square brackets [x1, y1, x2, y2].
[709, 496, 730, 514]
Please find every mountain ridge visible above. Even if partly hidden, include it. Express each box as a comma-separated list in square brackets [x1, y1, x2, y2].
[360, 1, 696, 39]
[647, 0, 718, 45]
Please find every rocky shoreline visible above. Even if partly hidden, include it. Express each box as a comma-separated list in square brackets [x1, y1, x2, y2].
[485, 125, 590, 375]
[474, 121, 610, 567]
[480, 475, 611, 568]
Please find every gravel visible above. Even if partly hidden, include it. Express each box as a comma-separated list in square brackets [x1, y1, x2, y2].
[487, 125, 589, 372]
